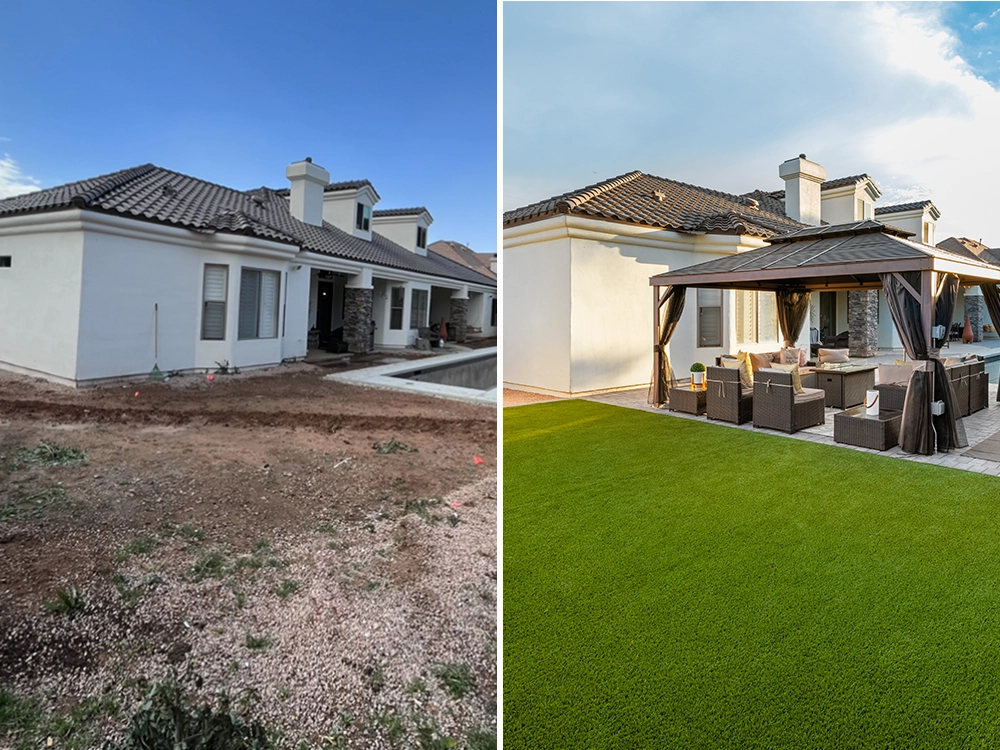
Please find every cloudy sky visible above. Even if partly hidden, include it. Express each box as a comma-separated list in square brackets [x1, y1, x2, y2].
[503, 1, 1000, 247]
[0, 0, 496, 253]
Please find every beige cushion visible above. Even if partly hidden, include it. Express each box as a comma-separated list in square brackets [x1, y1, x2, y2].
[794, 388, 826, 404]
[943, 357, 960, 366]
[818, 348, 850, 364]
[721, 355, 752, 388]
[770, 362, 805, 394]
[878, 363, 912, 385]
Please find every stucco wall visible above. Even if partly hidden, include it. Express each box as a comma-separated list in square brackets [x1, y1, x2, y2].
[0, 220, 84, 382]
[77, 228, 293, 380]
[503, 233, 571, 393]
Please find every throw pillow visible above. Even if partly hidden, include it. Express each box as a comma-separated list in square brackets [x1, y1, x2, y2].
[818, 348, 850, 364]
[771, 362, 805, 394]
[779, 347, 809, 367]
[721, 355, 752, 388]
[748, 351, 772, 373]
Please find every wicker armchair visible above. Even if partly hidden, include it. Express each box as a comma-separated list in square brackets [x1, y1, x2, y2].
[752, 368, 826, 433]
[705, 366, 752, 424]
[969, 358, 988, 413]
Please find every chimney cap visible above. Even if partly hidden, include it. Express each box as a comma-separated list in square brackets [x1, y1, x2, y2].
[305, 156, 313, 163]
[799, 153, 806, 159]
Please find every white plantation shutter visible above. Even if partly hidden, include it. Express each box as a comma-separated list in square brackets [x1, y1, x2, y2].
[201, 264, 228, 340]
[259, 271, 279, 338]
[239, 269, 260, 339]
[736, 290, 755, 344]
[758, 292, 778, 344]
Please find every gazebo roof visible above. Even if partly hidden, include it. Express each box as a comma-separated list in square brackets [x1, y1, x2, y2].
[650, 221, 1000, 291]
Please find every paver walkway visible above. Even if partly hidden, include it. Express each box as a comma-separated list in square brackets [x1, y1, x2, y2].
[504, 340, 1000, 477]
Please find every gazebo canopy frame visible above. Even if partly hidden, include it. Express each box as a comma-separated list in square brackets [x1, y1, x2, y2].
[649, 221, 1000, 455]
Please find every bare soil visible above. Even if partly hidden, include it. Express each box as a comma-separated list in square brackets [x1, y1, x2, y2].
[0, 361, 496, 747]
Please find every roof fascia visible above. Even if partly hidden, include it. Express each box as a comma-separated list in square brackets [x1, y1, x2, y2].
[297, 250, 496, 292]
[503, 213, 769, 254]
[0, 208, 299, 260]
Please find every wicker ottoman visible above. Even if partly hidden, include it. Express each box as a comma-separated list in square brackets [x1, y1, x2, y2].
[668, 385, 706, 415]
[834, 407, 902, 451]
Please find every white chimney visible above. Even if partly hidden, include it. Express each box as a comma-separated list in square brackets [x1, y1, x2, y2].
[778, 154, 826, 226]
[286, 158, 330, 226]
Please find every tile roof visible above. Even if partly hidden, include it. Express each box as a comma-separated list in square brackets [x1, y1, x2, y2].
[503, 171, 806, 239]
[372, 207, 431, 218]
[0, 165, 493, 287]
[428, 240, 497, 280]
[652, 221, 999, 286]
[875, 200, 934, 214]
[936, 236, 1000, 266]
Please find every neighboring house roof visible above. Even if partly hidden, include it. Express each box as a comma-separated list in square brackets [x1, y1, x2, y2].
[372, 207, 431, 218]
[937, 236, 1000, 267]
[0, 164, 493, 287]
[650, 221, 1000, 291]
[875, 200, 934, 214]
[503, 171, 806, 239]
[428, 240, 497, 280]
[767, 174, 877, 201]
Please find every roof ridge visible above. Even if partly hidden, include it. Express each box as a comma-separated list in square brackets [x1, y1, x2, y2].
[69, 163, 157, 207]
[555, 171, 644, 212]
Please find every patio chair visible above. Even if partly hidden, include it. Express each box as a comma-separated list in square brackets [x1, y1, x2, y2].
[752, 368, 825, 434]
[705, 365, 752, 425]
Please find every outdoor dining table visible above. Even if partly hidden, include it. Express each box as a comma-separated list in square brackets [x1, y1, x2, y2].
[815, 365, 877, 409]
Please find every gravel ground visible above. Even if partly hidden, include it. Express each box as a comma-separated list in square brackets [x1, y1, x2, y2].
[0, 364, 496, 748]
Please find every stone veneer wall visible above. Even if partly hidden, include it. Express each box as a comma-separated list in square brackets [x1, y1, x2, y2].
[966, 292, 984, 343]
[848, 290, 879, 357]
[449, 298, 468, 343]
[344, 288, 374, 353]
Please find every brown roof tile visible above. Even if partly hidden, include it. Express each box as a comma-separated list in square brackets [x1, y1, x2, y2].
[504, 171, 805, 239]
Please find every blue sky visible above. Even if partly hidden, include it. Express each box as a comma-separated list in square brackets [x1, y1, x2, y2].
[0, 0, 497, 254]
[503, 1, 1000, 247]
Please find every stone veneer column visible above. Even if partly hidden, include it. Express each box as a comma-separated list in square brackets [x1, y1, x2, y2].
[848, 290, 879, 357]
[966, 288, 984, 342]
[344, 288, 374, 354]
[449, 298, 469, 343]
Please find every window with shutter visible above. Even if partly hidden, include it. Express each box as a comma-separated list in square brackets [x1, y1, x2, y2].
[698, 289, 723, 347]
[390, 286, 405, 330]
[410, 289, 428, 328]
[201, 264, 228, 340]
[238, 268, 281, 340]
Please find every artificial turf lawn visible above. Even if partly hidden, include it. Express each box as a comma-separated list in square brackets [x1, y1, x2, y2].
[503, 400, 1000, 748]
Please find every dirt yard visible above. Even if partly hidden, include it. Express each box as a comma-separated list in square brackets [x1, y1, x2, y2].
[0, 360, 497, 748]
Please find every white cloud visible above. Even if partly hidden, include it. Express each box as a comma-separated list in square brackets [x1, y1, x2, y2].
[0, 155, 41, 199]
[991, 8, 1000, 18]
[974, 21, 988, 31]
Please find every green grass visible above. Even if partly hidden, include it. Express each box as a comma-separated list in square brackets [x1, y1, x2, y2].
[15, 442, 87, 467]
[504, 400, 1000, 749]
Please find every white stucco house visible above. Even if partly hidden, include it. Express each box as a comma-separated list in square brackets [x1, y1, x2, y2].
[0, 158, 497, 386]
[503, 155, 959, 396]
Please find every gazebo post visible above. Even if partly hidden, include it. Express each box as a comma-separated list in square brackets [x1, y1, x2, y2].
[653, 285, 662, 406]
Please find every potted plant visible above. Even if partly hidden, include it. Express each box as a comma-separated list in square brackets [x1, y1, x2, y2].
[690, 361, 706, 388]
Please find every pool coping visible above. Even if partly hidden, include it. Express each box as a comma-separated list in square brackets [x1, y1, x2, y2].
[324, 347, 497, 406]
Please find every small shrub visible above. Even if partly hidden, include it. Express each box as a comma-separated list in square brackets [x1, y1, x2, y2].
[106, 668, 271, 749]
[432, 662, 476, 699]
[116, 535, 159, 562]
[16, 443, 87, 467]
[415, 718, 457, 750]
[244, 633, 272, 651]
[372, 438, 417, 455]
[273, 579, 300, 599]
[44, 586, 85, 619]
[188, 551, 227, 582]
[213, 360, 241, 375]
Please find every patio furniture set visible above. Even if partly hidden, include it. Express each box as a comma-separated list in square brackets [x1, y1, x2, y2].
[669, 354, 990, 452]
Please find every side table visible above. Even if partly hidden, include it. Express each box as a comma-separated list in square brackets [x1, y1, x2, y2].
[668, 385, 706, 415]
[834, 407, 901, 451]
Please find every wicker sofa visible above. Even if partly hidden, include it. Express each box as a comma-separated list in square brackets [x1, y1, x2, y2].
[875, 357, 988, 416]
[752, 368, 826, 433]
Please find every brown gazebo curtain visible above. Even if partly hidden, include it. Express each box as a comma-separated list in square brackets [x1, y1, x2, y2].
[981, 283, 1000, 401]
[656, 285, 687, 401]
[775, 290, 810, 348]
[880, 271, 965, 454]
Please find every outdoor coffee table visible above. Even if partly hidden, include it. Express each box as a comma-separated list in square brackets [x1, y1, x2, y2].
[816, 365, 877, 408]
[834, 406, 902, 451]
[668, 385, 706, 415]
